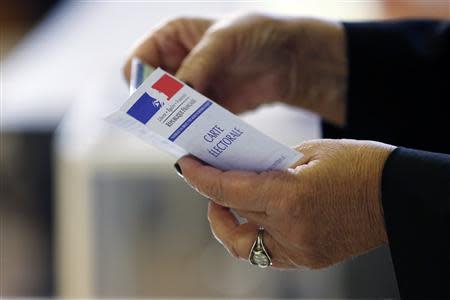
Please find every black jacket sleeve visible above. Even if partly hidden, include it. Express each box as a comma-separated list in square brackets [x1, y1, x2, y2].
[382, 147, 450, 299]
[323, 20, 450, 152]
[321, 21, 450, 299]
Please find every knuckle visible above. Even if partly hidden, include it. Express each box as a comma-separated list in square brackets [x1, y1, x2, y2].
[157, 17, 189, 35]
[230, 12, 271, 26]
[175, 17, 188, 24]
[179, 52, 212, 75]
[295, 139, 320, 152]
[201, 28, 230, 50]
[166, 17, 186, 27]
[206, 27, 227, 39]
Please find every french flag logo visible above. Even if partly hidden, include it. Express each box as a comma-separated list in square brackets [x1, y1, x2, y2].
[152, 74, 183, 100]
[127, 92, 162, 124]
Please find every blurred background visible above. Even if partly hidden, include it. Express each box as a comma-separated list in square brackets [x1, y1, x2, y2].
[1, 0, 448, 298]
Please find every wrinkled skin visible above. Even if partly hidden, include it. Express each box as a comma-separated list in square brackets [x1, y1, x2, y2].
[177, 139, 394, 269]
[124, 15, 396, 269]
[124, 14, 347, 125]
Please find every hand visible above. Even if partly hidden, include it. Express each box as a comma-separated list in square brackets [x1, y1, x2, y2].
[176, 139, 395, 269]
[124, 17, 213, 79]
[124, 14, 347, 125]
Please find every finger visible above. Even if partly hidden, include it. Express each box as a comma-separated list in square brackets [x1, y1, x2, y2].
[207, 201, 239, 255]
[208, 201, 290, 267]
[124, 19, 205, 81]
[123, 33, 161, 82]
[177, 156, 271, 212]
[123, 28, 188, 79]
[175, 33, 229, 93]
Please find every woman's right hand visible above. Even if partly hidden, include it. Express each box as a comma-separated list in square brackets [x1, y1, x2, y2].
[124, 14, 348, 125]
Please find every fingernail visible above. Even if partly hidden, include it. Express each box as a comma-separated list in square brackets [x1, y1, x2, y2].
[174, 162, 183, 177]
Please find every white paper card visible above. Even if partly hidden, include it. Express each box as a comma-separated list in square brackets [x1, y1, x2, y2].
[106, 67, 302, 172]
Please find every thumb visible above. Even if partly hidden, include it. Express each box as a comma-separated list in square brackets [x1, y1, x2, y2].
[176, 35, 228, 93]
[288, 139, 324, 169]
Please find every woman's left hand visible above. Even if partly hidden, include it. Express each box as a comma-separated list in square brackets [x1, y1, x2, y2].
[176, 139, 395, 269]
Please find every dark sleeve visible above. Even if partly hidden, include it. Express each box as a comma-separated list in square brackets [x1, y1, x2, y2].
[320, 20, 450, 299]
[382, 147, 450, 299]
[322, 20, 450, 153]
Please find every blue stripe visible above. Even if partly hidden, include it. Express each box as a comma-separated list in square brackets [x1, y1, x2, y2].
[127, 92, 160, 124]
[168, 100, 212, 142]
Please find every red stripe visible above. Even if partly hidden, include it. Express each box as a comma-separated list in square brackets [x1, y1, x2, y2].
[152, 74, 183, 100]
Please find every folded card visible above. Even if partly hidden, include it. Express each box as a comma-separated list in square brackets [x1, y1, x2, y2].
[106, 59, 302, 172]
